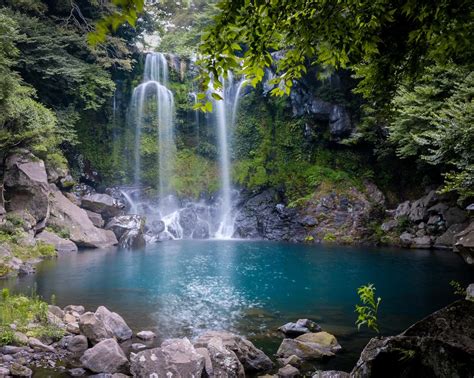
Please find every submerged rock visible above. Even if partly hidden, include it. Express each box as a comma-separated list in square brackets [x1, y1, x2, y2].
[351, 299, 474, 377]
[80, 338, 128, 374]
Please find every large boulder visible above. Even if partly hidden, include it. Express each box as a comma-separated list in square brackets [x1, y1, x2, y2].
[35, 230, 78, 253]
[178, 207, 198, 238]
[3, 150, 50, 230]
[198, 336, 245, 377]
[81, 193, 125, 219]
[130, 338, 204, 377]
[194, 330, 273, 373]
[85, 210, 105, 228]
[105, 215, 145, 249]
[454, 222, 474, 264]
[351, 299, 474, 377]
[79, 312, 114, 345]
[95, 306, 133, 342]
[48, 187, 117, 248]
[277, 331, 341, 361]
[80, 338, 128, 374]
[434, 223, 467, 249]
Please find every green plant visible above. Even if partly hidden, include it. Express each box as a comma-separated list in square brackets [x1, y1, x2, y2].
[355, 283, 382, 333]
[323, 232, 336, 242]
[46, 224, 70, 239]
[450, 280, 466, 297]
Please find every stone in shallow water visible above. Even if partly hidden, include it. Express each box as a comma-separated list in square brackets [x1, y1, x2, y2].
[131, 343, 147, 351]
[10, 363, 32, 377]
[296, 332, 341, 352]
[80, 338, 128, 374]
[278, 318, 321, 337]
[69, 368, 86, 376]
[136, 330, 156, 340]
[276, 338, 335, 360]
[278, 364, 300, 377]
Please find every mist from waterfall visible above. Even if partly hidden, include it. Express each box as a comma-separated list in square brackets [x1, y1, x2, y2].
[129, 53, 176, 213]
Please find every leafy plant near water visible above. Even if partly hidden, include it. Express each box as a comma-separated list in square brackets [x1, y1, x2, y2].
[355, 283, 382, 333]
[450, 280, 467, 297]
[0, 288, 64, 346]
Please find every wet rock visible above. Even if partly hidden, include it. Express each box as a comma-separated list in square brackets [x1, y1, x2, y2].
[296, 332, 341, 352]
[68, 335, 88, 353]
[95, 306, 132, 342]
[278, 354, 302, 368]
[36, 230, 78, 253]
[351, 299, 474, 377]
[64, 305, 85, 315]
[278, 364, 300, 377]
[194, 330, 273, 373]
[3, 150, 50, 231]
[131, 343, 147, 351]
[10, 363, 32, 377]
[80, 338, 128, 374]
[204, 335, 245, 377]
[434, 223, 467, 248]
[312, 371, 350, 378]
[81, 193, 125, 219]
[69, 368, 87, 376]
[105, 215, 145, 250]
[178, 207, 198, 238]
[136, 331, 156, 341]
[49, 187, 117, 248]
[279, 319, 321, 337]
[276, 338, 335, 360]
[18, 263, 36, 275]
[329, 105, 352, 141]
[131, 338, 204, 377]
[399, 232, 414, 247]
[192, 220, 210, 239]
[79, 312, 114, 345]
[411, 235, 432, 249]
[454, 221, 474, 264]
[86, 210, 105, 228]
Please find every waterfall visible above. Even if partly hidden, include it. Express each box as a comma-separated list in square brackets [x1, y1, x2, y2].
[213, 74, 246, 239]
[129, 52, 176, 211]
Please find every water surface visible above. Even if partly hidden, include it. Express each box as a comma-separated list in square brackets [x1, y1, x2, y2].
[2, 241, 472, 372]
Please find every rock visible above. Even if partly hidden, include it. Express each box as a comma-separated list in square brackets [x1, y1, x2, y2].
[81, 193, 125, 219]
[64, 305, 85, 315]
[69, 368, 87, 376]
[66, 322, 81, 335]
[0, 367, 10, 376]
[28, 337, 56, 353]
[466, 284, 474, 301]
[131, 338, 204, 377]
[79, 312, 114, 345]
[192, 220, 210, 239]
[47, 311, 64, 327]
[13, 332, 29, 345]
[444, 207, 468, 227]
[95, 306, 133, 342]
[48, 187, 118, 248]
[411, 235, 432, 249]
[194, 330, 273, 373]
[351, 299, 474, 377]
[86, 210, 105, 228]
[80, 338, 128, 374]
[399, 232, 414, 247]
[36, 230, 78, 253]
[105, 215, 145, 250]
[18, 263, 35, 275]
[67, 335, 88, 353]
[48, 305, 64, 319]
[395, 201, 411, 219]
[64, 313, 78, 324]
[131, 343, 147, 351]
[381, 220, 397, 232]
[454, 221, 474, 264]
[278, 354, 302, 368]
[3, 150, 50, 230]
[204, 335, 246, 377]
[1, 345, 25, 354]
[276, 339, 335, 360]
[279, 319, 321, 337]
[195, 347, 214, 377]
[278, 364, 300, 377]
[178, 207, 198, 238]
[312, 371, 350, 378]
[296, 332, 341, 352]
[136, 330, 156, 341]
[434, 223, 467, 249]
[9, 363, 32, 377]
[329, 105, 352, 141]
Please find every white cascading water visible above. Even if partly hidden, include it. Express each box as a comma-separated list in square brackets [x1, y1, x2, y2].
[213, 73, 246, 239]
[130, 53, 176, 209]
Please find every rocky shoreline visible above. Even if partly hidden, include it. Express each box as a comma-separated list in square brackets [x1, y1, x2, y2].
[0, 286, 473, 377]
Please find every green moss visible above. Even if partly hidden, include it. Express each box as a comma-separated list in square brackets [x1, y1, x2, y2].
[323, 232, 337, 242]
[46, 224, 70, 239]
[0, 263, 10, 278]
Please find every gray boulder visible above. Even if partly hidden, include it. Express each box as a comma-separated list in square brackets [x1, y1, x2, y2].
[329, 105, 352, 141]
[399, 232, 414, 247]
[179, 207, 198, 238]
[454, 221, 474, 264]
[3, 150, 50, 230]
[434, 223, 467, 249]
[192, 220, 210, 239]
[194, 330, 273, 373]
[203, 335, 245, 377]
[351, 300, 474, 377]
[68, 335, 89, 353]
[86, 210, 105, 228]
[278, 364, 300, 377]
[277, 332, 341, 361]
[35, 230, 77, 253]
[95, 306, 132, 342]
[131, 338, 204, 377]
[411, 235, 432, 249]
[312, 371, 349, 378]
[105, 215, 145, 250]
[48, 187, 117, 248]
[79, 312, 114, 345]
[80, 338, 128, 374]
[81, 193, 125, 219]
